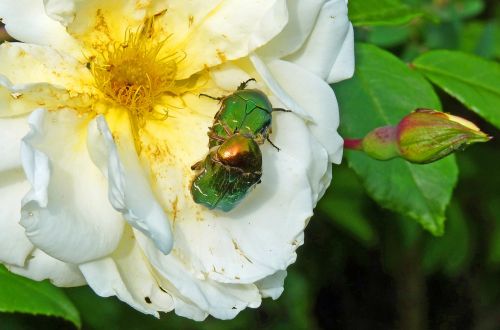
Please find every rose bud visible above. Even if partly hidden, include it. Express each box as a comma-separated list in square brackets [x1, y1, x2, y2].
[345, 109, 491, 164]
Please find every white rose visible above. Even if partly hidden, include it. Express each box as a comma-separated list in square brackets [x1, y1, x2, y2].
[0, 0, 354, 320]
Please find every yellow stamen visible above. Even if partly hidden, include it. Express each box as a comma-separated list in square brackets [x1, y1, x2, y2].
[91, 20, 184, 124]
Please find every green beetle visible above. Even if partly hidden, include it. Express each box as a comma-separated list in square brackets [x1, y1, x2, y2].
[191, 133, 262, 212]
[202, 79, 289, 149]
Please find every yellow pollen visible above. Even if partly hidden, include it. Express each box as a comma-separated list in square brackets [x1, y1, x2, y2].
[91, 22, 184, 123]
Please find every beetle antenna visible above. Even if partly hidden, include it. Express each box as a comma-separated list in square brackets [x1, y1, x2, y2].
[273, 108, 292, 113]
[267, 137, 281, 151]
[200, 93, 224, 101]
[237, 78, 257, 90]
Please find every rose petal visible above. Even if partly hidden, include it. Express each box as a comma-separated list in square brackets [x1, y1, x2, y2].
[87, 114, 173, 255]
[0, 171, 33, 267]
[45, 0, 150, 55]
[327, 23, 355, 83]
[159, 0, 289, 79]
[0, 116, 28, 172]
[249, 54, 312, 120]
[0, 43, 93, 118]
[0, 0, 79, 56]
[257, 0, 325, 59]
[8, 248, 86, 287]
[0, 42, 93, 91]
[0, 77, 89, 119]
[20, 109, 124, 264]
[264, 59, 344, 163]
[135, 231, 262, 320]
[255, 270, 287, 300]
[79, 226, 175, 317]
[286, 0, 354, 83]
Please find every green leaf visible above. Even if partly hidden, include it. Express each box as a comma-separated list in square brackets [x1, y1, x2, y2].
[365, 25, 412, 48]
[413, 50, 500, 129]
[460, 21, 499, 59]
[334, 43, 459, 235]
[0, 266, 80, 328]
[422, 201, 470, 276]
[349, 0, 423, 26]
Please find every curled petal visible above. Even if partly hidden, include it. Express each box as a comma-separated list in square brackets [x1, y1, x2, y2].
[135, 231, 262, 320]
[287, 0, 354, 83]
[79, 227, 175, 317]
[258, 0, 325, 59]
[7, 248, 86, 287]
[249, 54, 312, 120]
[0, 0, 79, 56]
[265, 59, 343, 163]
[256, 270, 287, 300]
[327, 23, 355, 83]
[251, 55, 343, 163]
[87, 114, 173, 255]
[20, 109, 124, 264]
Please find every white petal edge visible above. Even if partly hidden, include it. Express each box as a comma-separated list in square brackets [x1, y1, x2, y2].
[256, 270, 287, 300]
[20, 109, 125, 264]
[79, 227, 175, 317]
[0, 170, 33, 266]
[252, 56, 343, 163]
[249, 53, 312, 120]
[257, 0, 325, 59]
[135, 230, 262, 320]
[0, 1, 80, 59]
[87, 115, 173, 255]
[286, 0, 353, 83]
[8, 248, 86, 287]
[327, 23, 355, 83]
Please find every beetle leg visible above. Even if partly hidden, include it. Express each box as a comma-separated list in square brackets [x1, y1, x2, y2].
[222, 123, 234, 136]
[207, 131, 226, 142]
[237, 78, 257, 90]
[191, 160, 203, 171]
[272, 108, 292, 113]
[199, 93, 224, 101]
[267, 137, 281, 151]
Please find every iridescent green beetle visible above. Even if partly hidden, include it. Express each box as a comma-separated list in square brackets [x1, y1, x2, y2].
[191, 133, 262, 212]
[191, 79, 289, 211]
[202, 79, 289, 149]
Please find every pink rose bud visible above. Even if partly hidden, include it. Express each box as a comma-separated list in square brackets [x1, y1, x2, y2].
[344, 109, 491, 164]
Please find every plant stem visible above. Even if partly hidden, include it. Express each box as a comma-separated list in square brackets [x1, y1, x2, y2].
[343, 138, 363, 150]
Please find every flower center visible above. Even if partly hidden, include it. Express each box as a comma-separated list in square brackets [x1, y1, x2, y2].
[91, 21, 184, 122]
